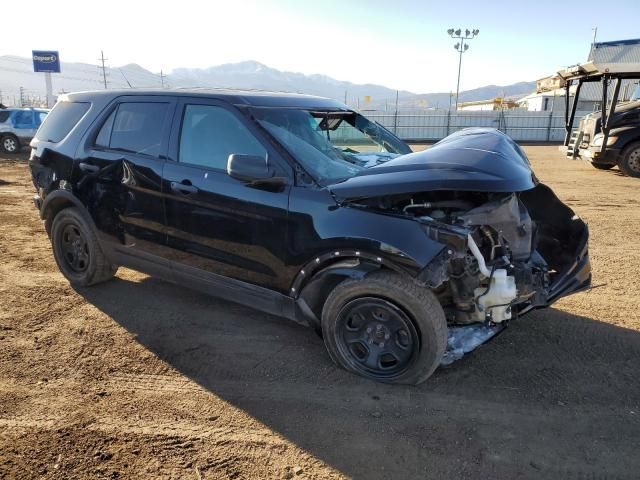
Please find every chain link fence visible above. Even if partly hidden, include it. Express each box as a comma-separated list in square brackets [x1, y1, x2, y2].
[364, 109, 592, 143]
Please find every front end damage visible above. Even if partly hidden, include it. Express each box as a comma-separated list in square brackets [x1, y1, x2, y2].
[327, 129, 591, 364]
[351, 184, 590, 364]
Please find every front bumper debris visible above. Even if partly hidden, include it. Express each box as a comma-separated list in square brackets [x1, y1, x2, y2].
[441, 322, 506, 366]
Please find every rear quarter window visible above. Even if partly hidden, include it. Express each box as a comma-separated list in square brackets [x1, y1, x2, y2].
[0, 111, 10, 123]
[36, 101, 90, 143]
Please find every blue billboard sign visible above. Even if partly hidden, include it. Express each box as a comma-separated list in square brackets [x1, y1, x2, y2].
[32, 50, 61, 73]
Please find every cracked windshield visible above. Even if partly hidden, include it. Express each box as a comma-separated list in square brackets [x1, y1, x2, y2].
[253, 108, 411, 184]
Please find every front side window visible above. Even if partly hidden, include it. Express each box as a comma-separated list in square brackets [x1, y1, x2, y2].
[179, 104, 266, 170]
[95, 102, 169, 157]
[252, 108, 410, 185]
[0, 111, 11, 123]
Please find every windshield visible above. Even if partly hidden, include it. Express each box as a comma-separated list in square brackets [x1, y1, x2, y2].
[252, 108, 411, 185]
[631, 83, 640, 102]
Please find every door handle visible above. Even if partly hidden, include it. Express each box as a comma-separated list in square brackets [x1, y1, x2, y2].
[78, 162, 100, 174]
[170, 181, 198, 195]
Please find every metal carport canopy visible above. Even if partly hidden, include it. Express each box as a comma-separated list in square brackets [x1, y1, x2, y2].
[559, 61, 640, 147]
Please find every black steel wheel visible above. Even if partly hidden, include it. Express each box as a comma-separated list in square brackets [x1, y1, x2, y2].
[322, 271, 447, 384]
[0, 134, 19, 154]
[619, 142, 640, 178]
[59, 223, 90, 273]
[334, 297, 420, 378]
[51, 207, 117, 287]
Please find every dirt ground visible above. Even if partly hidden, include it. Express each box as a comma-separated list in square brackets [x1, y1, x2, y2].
[0, 146, 638, 479]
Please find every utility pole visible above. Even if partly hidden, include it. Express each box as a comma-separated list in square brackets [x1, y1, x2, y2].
[447, 28, 479, 110]
[393, 90, 399, 135]
[19, 87, 25, 107]
[99, 50, 108, 89]
[160, 70, 166, 88]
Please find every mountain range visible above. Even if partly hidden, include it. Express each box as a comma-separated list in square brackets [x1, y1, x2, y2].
[0, 55, 535, 109]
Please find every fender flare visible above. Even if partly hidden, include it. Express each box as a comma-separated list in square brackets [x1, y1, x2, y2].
[292, 250, 415, 330]
[40, 189, 90, 235]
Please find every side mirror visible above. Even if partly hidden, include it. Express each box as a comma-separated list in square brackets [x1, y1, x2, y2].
[227, 154, 274, 182]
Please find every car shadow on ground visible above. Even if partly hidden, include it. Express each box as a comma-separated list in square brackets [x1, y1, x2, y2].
[0, 151, 29, 161]
[77, 275, 640, 479]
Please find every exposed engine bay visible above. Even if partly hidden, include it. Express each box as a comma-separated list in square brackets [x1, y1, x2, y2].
[354, 184, 589, 327]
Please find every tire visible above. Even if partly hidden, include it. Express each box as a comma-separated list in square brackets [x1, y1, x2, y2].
[591, 162, 615, 170]
[321, 271, 447, 385]
[50, 207, 117, 287]
[619, 142, 640, 178]
[0, 134, 20, 154]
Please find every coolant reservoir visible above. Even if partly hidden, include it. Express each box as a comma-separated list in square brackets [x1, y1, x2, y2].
[473, 269, 517, 323]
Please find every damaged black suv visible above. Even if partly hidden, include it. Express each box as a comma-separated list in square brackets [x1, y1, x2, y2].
[29, 90, 591, 384]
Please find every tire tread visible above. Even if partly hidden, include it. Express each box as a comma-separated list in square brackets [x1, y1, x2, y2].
[321, 270, 447, 385]
[51, 207, 117, 287]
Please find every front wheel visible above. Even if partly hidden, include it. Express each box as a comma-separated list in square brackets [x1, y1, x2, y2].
[619, 142, 640, 178]
[321, 271, 447, 385]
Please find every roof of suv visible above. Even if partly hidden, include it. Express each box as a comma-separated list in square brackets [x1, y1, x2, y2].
[61, 88, 349, 110]
[0, 107, 49, 113]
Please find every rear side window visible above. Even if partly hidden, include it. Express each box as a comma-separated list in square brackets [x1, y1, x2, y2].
[36, 102, 90, 142]
[0, 111, 11, 123]
[95, 102, 168, 157]
[14, 110, 34, 125]
[95, 110, 116, 148]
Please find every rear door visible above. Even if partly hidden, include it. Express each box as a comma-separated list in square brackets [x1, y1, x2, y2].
[163, 98, 292, 292]
[13, 110, 37, 141]
[79, 96, 176, 259]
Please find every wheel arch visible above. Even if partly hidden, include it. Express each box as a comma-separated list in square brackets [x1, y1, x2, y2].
[293, 250, 419, 330]
[40, 189, 90, 236]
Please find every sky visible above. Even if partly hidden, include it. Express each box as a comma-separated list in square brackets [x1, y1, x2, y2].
[3, 0, 640, 93]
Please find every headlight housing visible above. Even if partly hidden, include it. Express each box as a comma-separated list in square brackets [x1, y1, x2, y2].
[592, 134, 618, 147]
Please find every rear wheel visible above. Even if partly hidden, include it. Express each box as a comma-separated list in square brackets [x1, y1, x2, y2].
[51, 207, 117, 287]
[0, 134, 20, 154]
[591, 162, 615, 170]
[321, 271, 447, 385]
[619, 142, 640, 178]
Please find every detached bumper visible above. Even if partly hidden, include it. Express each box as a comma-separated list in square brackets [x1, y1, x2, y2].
[546, 227, 591, 304]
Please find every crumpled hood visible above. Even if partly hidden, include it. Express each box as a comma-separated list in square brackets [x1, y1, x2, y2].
[328, 128, 538, 201]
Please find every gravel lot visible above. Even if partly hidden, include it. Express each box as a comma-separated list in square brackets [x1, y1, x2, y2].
[1, 146, 639, 479]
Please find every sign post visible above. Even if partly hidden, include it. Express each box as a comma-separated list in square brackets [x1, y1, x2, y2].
[32, 50, 61, 108]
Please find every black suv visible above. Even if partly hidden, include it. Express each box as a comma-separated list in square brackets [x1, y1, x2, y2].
[29, 89, 591, 384]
